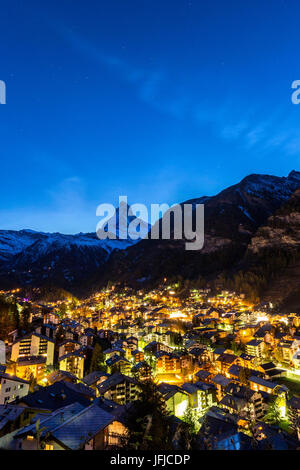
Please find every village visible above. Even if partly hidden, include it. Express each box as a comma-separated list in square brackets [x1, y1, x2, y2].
[0, 283, 300, 450]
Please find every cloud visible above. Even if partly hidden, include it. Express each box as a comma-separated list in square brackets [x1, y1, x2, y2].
[284, 137, 300, 156]
[221, 121, 249, 140]
[58, 27, 300, 164]
[58, 26, 194, 121]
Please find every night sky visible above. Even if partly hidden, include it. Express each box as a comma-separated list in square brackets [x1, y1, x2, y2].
[0, 0, 300, 233]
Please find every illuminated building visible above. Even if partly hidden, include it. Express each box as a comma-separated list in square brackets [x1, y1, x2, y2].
[58, 339, 82, 358]
[158, 383, 189, 418]
[181, 381, 216, 414]
[245, 339, 265, 362]
[11, 333, 55, 366]
[97, 372, 140, 405]
[131, 361, 152, 381]
[106, 355, 132, 376]
[10, 356, 47, 384]
[59, 350, 85, 379]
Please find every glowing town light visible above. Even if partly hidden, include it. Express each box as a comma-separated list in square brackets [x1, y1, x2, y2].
[256, 315, 269, 322]
[176, 400, 188, 417]
[169, 311, 186, 319]
[279, 405, 286, 418]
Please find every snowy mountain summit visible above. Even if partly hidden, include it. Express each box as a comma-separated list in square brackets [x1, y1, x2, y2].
[0, 171, 299, 294]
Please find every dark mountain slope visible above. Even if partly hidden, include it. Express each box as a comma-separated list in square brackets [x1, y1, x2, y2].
[245, 186, 300, 310]
[0, 231, 134, 293]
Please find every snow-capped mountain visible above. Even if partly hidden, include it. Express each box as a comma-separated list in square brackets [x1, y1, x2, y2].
[0, 207, 149, 292]
[0, 171, 299, 297]
[100, 170, 300, 289]
[0, 230, 132, 262]
[0, 229, 44, 262]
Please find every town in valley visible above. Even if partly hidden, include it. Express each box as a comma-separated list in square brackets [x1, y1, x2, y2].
[0, 282, 300, 450]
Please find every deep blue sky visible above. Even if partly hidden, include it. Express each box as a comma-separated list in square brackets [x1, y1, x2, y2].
[0, 0, 300, 233]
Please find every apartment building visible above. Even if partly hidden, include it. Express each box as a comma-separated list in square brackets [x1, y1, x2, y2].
[220, 382, 264, 422]
[58, 350, 85, 379]
[11, 333, 55, 366]
[97, 372, 140, 405]
[182, 381, 216, 414]
[13, 356, 47, 383]
[245, 339, 264, 361]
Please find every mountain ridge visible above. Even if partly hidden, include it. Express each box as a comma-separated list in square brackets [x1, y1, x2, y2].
[0, 170, 299, 303]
